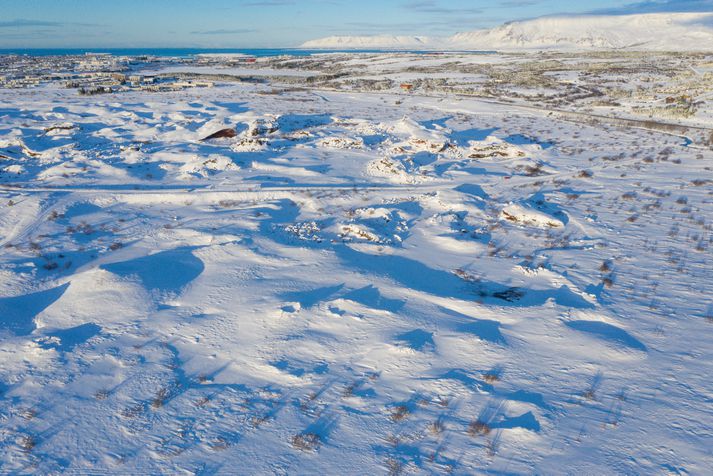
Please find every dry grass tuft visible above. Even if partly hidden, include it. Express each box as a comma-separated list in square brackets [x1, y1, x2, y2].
[208, 437, 230, 451]
[390, 405, 411, 422]
[151, 387, 170, 409]
[19, 435, 36, 452]
[468, 420, 491, 436]
[386, 458, 404, 476]
[429, 418, 446, 435]
[291, 432, 321, 452]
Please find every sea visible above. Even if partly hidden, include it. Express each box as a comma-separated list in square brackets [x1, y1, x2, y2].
[0, 48, 491, 57]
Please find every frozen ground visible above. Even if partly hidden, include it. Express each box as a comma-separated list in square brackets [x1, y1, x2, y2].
[1, 55, 713, 474]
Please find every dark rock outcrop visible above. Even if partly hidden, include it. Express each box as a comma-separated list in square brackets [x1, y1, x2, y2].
[201, 128, 237, 141]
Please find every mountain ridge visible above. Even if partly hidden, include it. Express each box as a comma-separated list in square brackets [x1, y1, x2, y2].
[301, 12, 713, 51]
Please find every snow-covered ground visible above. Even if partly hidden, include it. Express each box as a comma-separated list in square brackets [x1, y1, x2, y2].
[1, 55, 712, 474]
[141, 65, 317, 77]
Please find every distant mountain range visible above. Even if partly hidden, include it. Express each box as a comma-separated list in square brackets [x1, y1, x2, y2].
[301, 13, 713, 51]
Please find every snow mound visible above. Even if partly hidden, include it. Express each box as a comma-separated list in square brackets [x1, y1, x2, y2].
[366, 157, 416, 183]
[389, 117, 450, 153]
[501, 204, 564, 228]
[316, 136, 364, 149]
[467, 138, 526, 160]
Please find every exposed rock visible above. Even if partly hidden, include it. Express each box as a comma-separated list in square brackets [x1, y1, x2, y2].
[201, 128, 237, 141]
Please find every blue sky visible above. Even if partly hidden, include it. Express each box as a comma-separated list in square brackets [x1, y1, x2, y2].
[0, 0, 710, 48]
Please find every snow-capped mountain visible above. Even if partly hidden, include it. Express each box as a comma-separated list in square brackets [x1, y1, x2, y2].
[302, 35, 433, 49]
[301, 12, 713, 51]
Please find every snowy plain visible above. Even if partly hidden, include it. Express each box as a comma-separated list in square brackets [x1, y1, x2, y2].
[0, 51, 712, 475]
